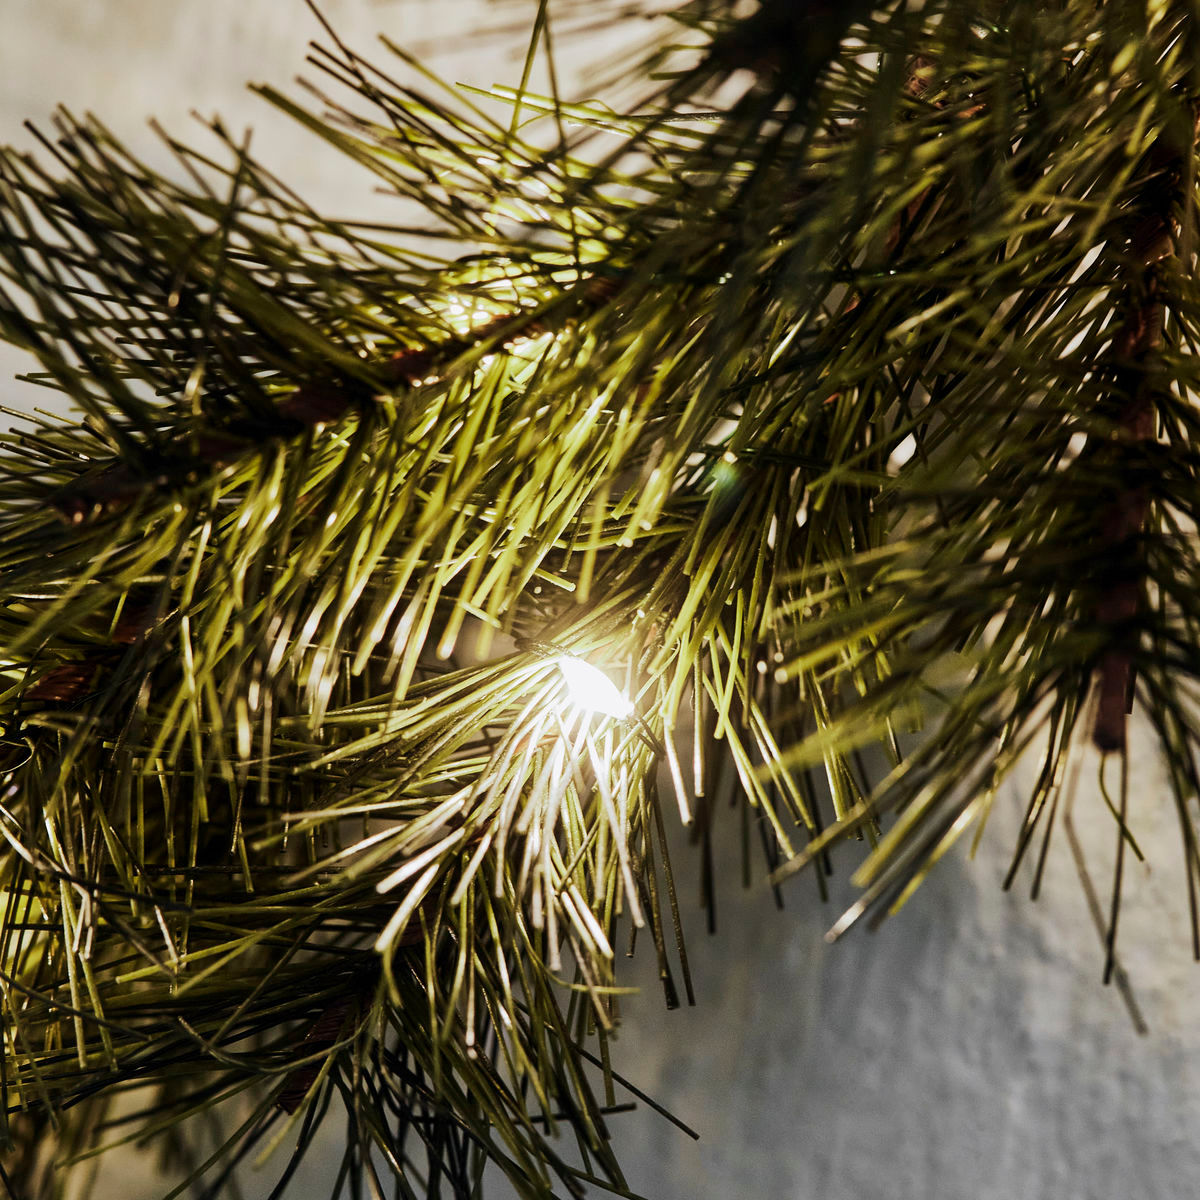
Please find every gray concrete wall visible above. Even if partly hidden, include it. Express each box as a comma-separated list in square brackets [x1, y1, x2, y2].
[2, 4, 1198, 1197]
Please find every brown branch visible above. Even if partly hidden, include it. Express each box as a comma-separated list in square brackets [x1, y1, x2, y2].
[25, 661, 99, 705]
[1092, 102, 1199, 751]
[51, 275, 620, 526]
[275, 993, 358, 1116]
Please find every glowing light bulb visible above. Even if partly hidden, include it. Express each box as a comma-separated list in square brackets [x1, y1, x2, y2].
[555, 655, 633, 719]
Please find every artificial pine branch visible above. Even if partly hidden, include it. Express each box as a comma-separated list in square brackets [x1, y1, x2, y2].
[2, 1, 1200, 1196]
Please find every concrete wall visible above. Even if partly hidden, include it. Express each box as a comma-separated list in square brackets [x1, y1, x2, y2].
[2, 4, 1199, 1197]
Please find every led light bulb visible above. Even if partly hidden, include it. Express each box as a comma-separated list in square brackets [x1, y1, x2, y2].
[555, 655, 633, 719]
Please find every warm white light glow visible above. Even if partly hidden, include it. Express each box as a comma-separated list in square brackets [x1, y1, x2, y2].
[556, 655, 633, 719]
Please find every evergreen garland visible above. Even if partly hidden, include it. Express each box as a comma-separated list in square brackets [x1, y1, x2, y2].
[0, 1, 1198, 1195]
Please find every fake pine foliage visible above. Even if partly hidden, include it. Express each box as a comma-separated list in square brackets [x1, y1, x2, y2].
[1, 0, 1200, 1195]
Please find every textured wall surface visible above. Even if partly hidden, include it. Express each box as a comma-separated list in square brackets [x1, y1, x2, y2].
[3, 4, 1199, 1198]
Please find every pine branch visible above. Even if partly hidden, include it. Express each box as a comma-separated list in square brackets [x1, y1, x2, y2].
[3, 1, 1200, 1195]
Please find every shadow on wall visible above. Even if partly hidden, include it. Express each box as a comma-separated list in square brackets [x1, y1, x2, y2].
[523, 729, 1200, 1200]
